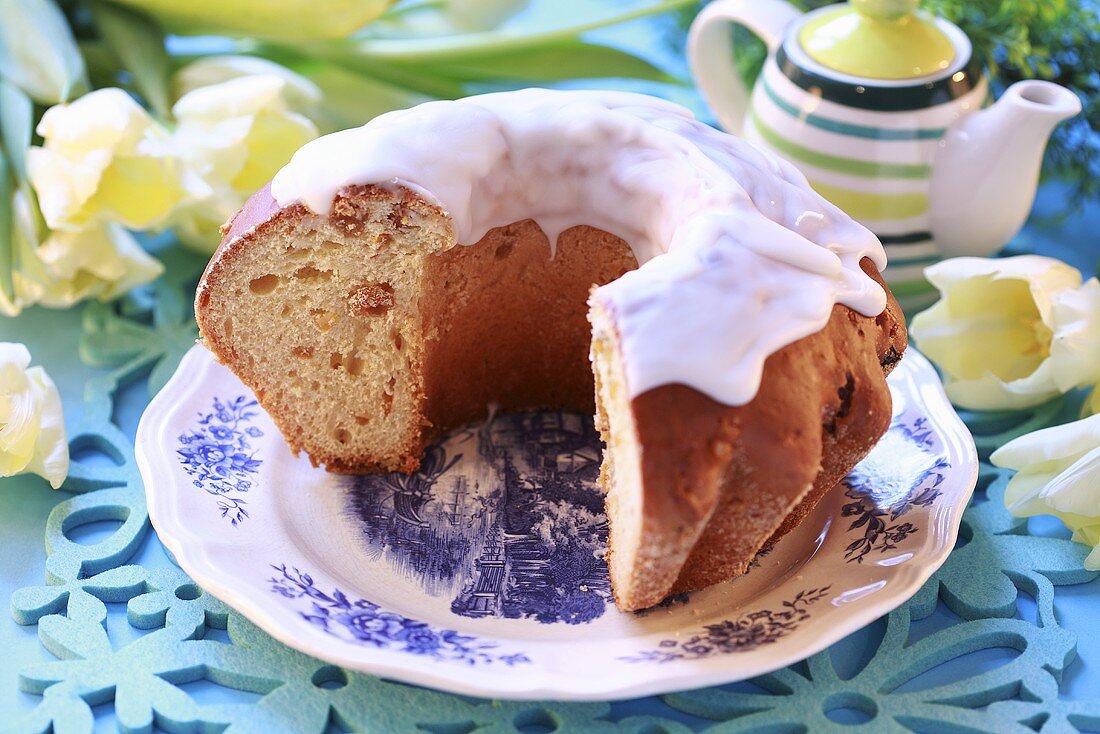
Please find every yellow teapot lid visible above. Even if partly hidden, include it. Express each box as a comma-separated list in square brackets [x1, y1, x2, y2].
[798, 0, 957, 80]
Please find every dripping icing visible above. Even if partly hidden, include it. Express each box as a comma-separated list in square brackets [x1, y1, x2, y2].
[269, 88, 888, 406]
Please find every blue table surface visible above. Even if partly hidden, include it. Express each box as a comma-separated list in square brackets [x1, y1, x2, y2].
[2, 6, 1100, 730]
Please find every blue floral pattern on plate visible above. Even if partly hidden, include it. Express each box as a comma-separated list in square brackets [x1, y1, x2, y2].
[177, 395, 262, 525]
[842, 416, 950, 563]
[268, 564, 531, 667]
[622, 587, 832, 663]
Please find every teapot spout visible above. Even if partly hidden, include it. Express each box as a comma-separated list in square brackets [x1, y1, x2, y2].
[929, 80, 1081, 259]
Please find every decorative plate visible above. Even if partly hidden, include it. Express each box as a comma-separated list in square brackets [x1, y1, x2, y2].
[137, 345, 977, 701]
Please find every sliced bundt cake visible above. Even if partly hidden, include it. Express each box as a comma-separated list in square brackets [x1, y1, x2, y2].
[195, 90, 906, 611]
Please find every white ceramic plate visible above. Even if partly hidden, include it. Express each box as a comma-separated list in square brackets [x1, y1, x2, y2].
[138, 345, 976, 701]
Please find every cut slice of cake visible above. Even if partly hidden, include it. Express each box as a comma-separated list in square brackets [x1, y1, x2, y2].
[198, 184, 639, 473]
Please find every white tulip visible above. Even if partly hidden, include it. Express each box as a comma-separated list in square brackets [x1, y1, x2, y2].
[0, 342, 67, 488]
[171, 56, 321, 112]
[0, 189, 163, 315]
[27, 88, 206, 231]
[994, 413, 1100, 569]
[911, 256, 1100, 410]
[169, 73, 319, 252]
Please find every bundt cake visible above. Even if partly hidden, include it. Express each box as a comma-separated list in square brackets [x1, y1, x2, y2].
[195, 89, 907, 611]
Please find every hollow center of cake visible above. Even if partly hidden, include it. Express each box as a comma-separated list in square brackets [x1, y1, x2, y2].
[421, 220, 638, 433]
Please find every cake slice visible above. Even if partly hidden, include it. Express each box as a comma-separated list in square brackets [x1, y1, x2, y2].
[589, 264, 904, 608]
[198, 185, 639, 473]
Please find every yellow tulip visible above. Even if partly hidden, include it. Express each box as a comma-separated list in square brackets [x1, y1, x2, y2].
[31, 225, 164, 308]
[0, 189, 163, 315]
[994, 413, 1100, 569]
[911, 256, 1100, 410]
[171, 56, 322, 112]
[106, 0, 394, 39]
[26, 88, 207, 231]
[169, 72, 319, 252]
[1051, 277, 1100, 402]
[0, 342, 67, 489]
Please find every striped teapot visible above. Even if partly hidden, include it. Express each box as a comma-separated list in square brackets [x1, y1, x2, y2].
[688, 0, 1081, 305]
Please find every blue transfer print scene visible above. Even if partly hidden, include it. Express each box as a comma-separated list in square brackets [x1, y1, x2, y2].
[347, 411, 613, 625]
[177, 395, 263, 525]
[343, 408, 947, 626]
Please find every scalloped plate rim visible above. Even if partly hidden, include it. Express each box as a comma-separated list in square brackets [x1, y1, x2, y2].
[138, 345, 977, 701]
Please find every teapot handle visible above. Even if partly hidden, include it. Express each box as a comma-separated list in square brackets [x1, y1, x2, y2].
[688, 0, 800, 134]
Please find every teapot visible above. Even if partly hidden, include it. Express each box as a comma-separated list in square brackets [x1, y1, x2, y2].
[688, 0, 1081, 304]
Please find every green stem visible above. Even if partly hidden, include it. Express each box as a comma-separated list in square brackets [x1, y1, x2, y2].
[306, 0, 696, 63]
[259, 43, 467, 99]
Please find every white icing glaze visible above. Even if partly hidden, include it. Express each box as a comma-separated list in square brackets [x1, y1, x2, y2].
[270, 88, 887, 406]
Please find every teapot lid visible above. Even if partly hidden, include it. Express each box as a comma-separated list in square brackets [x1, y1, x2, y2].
[798, 0, 958, 80]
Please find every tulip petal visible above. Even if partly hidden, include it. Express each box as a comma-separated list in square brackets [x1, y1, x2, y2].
[23, 365, 67, 487]
[0, 0, 88, 104]
[999, 411, 1100, 569]
[0, 342, 68, 488]
[168, 72, 319, 252]
[1084, 538, 1100, 571]
[28, 88, 195, 231]
[1036, 447, 1100, 516]
[992, 413, 1100, 469]
[913, 256, 1085, 411]
[81, 153, 192, 230]
[1003, 468, 1061, 515]
[172, 57, 321, 112]
[34, 224, 163, 307]
[232, 110, 316, 191]
[1050, 278, 1100, 392]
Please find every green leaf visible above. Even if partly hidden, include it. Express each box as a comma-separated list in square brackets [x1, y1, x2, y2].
[275, 0, 686, 96]
[0, 78, 33, 179]
[346, 0, 696, 62]
[79, 301, 154, 367]
[278, 0, 687, 100]
[79, 243, 204, 396]
[78, 39, 129, 91]
[90, 1, 171, 117]
[0, 147, 15, 306]
[262, 42, 467, 99]
[393, 39, 674, 84]
[291, 60, 431, 134]
[0, 0, 89, 103]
